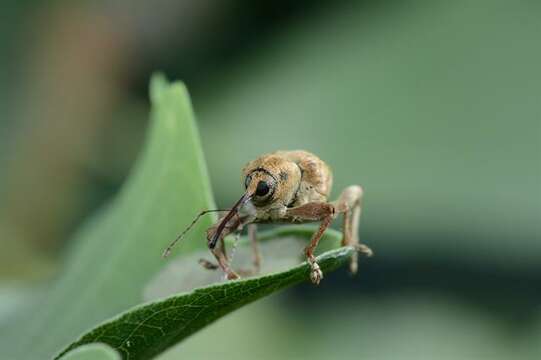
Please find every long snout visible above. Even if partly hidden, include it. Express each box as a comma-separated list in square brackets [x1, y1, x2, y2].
[208, 192, 252, 249]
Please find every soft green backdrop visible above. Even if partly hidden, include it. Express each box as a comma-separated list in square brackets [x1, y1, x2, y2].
[0, 0, 539, 359]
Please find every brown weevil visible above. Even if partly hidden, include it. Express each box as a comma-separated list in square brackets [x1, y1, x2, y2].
[163, 150, 372, 285]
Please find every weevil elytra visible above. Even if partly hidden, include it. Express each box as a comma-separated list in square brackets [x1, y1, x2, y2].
[163, 150, 372, 285]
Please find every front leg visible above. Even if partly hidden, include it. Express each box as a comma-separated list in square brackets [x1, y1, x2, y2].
[205, 215, 246, 280]
[286, 202, 336, 285]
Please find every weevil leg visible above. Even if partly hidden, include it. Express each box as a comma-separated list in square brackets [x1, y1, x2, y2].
[305, 215, 333, 284]
[200, 215, 262, 280]
[205, 215, 244, 280]
[248, 223, 262, 274]
[198, 258, 219, 270]
[285, 202, 336, 285]
[342, 207, 351, 246]
[219, 229, 228, 261]
[198, 229, 241, 272]
[210, 246, 240, 280]
[219, 223, 261, 278]
[220, 212, 245, 262]
[332, 185, 373, 274]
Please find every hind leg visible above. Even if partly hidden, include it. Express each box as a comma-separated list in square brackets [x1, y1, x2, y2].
[333, 185, 373, 274]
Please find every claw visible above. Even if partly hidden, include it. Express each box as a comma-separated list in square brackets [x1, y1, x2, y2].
[226, 271, 241, 280]
[309, 262, 323, 285]
[354, 243, 373, 257]
[348, 243, 373, 275]
[349, 258, 358, 275]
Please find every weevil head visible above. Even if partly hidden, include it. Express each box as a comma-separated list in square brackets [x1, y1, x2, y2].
[242, 154, 302, 208]
[207, 153, 302, 248]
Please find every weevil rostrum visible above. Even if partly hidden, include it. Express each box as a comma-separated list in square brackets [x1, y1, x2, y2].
[163, 150, 372, 285]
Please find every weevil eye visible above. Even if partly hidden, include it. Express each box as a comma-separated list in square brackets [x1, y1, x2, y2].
[255, 181, 270, 196]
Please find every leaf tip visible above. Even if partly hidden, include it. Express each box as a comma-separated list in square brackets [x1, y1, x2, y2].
[149, 73, 191, 105]
[149, 72, 168, 103]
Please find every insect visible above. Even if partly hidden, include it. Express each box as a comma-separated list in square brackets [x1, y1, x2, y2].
[163, 150, 372, 284]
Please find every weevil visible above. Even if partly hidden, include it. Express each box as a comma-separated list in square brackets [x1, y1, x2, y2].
[163, 150, 372, 285]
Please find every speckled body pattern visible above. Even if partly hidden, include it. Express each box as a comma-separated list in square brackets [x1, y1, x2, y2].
[165, 149, 372, 284]
[242, 150, 333, 222]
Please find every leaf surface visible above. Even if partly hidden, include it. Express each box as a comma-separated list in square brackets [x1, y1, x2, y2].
[56, 243, 354, 360]
[59, 344, 120, 360]
[1, 75, 216, 359]
[1, 75, 359, 360]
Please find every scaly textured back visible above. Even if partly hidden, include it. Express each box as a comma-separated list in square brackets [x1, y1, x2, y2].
[243, 150, 332, 207]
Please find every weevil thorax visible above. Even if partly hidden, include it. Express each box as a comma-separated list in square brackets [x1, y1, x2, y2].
[242, 154, 302, 214]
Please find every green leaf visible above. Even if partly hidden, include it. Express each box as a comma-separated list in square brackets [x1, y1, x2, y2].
[58, 344, 120, 360]
[56, 243, 354, 360]
[2, 74, 216, 359]
[143, 225, 343, 298]
[2, 75, 360, 360]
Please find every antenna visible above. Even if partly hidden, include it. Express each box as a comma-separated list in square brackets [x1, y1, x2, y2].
[162, 209, 228, 258]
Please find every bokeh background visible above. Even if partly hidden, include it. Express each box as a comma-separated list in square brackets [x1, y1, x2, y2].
[1, 0, 540, 359]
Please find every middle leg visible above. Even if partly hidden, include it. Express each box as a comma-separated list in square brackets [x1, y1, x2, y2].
[248, 223, 262, 274]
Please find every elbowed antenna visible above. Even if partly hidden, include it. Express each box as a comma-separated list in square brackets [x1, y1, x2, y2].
[208, 192, 252, 249]
[162, 209, 229, 258]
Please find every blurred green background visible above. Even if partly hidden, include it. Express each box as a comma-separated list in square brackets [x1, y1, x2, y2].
[1, 0, 540, 359]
